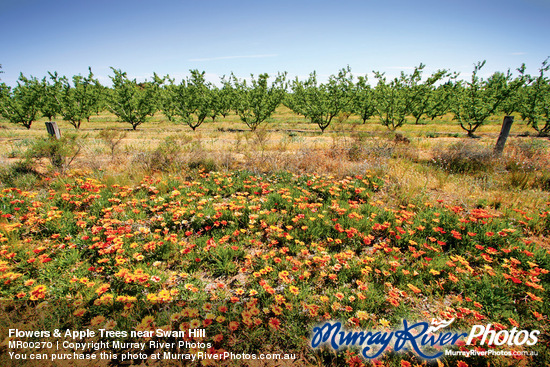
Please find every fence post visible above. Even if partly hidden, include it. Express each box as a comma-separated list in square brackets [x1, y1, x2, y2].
[45, 121, 61, 139]
[494, 116, 513, 155]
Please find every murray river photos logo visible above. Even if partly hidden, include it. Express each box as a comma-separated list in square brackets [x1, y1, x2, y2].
[310, 318, 540, 360]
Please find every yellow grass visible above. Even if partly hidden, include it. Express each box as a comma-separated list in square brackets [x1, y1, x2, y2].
[0, 107, 548, 216]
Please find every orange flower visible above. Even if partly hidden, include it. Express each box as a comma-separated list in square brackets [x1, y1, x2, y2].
[91, 316, 106, 326]
[228, 321, 239, 331]
[526, 292, 542, 302]
[95, 283, 110, 296]
[407, 284, 421, 294]
[387, 298, 400, 307]
[457, 361, 468, 367]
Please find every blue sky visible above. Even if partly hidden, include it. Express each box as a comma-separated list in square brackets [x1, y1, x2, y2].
[1, 0, 549, 86]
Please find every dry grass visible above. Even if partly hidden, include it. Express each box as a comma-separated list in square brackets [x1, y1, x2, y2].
[1, 110, 549, 214]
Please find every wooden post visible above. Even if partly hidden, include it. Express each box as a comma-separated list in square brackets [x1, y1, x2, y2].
[45, 121, 61, 139]
[494, 116, 513, 155]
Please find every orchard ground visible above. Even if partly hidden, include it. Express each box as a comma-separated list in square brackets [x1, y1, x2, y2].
[0, 108, 549, 367]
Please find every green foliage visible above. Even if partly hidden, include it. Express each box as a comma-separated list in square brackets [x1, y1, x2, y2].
[152, 73, 178, 122]
[451, 61, 526, 137]
[0, 159, 40, 188]
[208, 80, 233, 121]
[0, 82, 9, 112]
[25, 134, 82, 172]
[106, 68, 157, 130]
[59, 67, 103, 129]
[409, 69, 454, 124]
[518, 57, 550, 136]
[425, 79, 458, 120]
[0, 73, 42, 129]
[373, 63, 439, 131]
[349, 75, 376, 123]
[39, 72, 63, 121]
[232, 72, 286, 131]
[289, 67, 354, 132]
[173, 70, 213, 131]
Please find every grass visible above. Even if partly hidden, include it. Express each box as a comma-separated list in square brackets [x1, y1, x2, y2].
[0, 109, 549, 367]
[1, 108, 548, 217]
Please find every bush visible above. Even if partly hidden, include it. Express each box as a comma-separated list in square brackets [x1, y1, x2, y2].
[132, 135, 192, 173]
[188, 158, 217, 172]
[25, 134, 82, 173]
[0, 159, 40, 188]
[432, 140, 495, 173]
[502, 138, 549, 173]
[98, 128, 127, 160]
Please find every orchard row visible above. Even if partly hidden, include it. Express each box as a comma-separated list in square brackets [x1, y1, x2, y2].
[1, 60, 549, 136]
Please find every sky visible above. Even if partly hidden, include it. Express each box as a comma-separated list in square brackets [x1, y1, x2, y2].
[1, 0, 549, 87]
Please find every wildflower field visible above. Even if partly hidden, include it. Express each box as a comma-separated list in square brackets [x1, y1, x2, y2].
[0, 166, 549, 366]
[2, 4, 550, 365]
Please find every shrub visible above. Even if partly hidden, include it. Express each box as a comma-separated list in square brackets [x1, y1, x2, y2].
[431, 140, 495, 173]
[502, 138, 549, 172]
[131, 135, 193, 173]
[188, 158, 217, 172]
[25, 134, 82, 173]
[98, 128, 127, 160]
[0, 159, 40, 188]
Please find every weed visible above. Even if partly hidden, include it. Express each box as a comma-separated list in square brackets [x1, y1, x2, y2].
[6, 138, 33, 158]
[132, 135, 192, 173]
[431, 140, 495, 174]
[188, 157, 217, 172]
[0, 159, 40, 188]
[25, 134, 82, 173]
[98, 128, 127, 160]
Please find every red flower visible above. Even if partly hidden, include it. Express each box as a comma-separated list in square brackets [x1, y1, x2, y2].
[268, 318, 281, 330]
